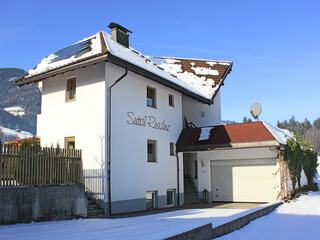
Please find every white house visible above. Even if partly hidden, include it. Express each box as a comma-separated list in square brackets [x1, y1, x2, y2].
[17, 23, 232, 214]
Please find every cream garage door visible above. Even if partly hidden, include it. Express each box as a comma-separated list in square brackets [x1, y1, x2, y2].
[211, 159, 278, 203]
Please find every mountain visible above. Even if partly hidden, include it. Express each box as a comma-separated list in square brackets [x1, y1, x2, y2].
[0, 68, 41, 133]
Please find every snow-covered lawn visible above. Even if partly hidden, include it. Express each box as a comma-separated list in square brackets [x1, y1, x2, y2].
[0, 207, 255, 240]
[1, 190, 319, 240]
[219, 191, 320, 240]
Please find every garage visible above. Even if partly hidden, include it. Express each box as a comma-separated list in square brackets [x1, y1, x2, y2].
[210, 159, 278, 203]
[176, 121, 292, 204]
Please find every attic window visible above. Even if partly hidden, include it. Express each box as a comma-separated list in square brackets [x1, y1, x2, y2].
[66, 77, 76, 101]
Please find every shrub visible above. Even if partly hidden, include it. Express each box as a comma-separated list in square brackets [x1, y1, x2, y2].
[285, 134, 318, 190]
[302, 148, 318, 187]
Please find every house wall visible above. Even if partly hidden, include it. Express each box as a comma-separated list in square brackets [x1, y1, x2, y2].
[37, 60, 222, 213]
[182, 91, 221, 127]
[106, 62, 183, 213]
[37, 63, 106, 171]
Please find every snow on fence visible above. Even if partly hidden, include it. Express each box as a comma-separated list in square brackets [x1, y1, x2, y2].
[83, 168, 105, 200]
[0, 144, 83, 187]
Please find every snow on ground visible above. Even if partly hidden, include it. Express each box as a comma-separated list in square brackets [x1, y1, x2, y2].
[219, 192, 320, 240]
[0, 126, 33, 142]
[0, 207, 257, 240]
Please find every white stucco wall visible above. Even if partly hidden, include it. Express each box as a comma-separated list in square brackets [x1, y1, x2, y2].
[182, 91, 221, 127]
[37, 63, 105, 170]
[107, 62, 183, 203]
[37, 60, 222, 210]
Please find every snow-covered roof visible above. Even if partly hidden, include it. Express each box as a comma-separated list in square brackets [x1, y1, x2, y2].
[262, 122, 293, 145]
[177, 121, 292, 152]
[150, 57, 231, 100]
[19, 31, 232, 102]
[27, 32, 104, 77]
[4, 106, 25, 116]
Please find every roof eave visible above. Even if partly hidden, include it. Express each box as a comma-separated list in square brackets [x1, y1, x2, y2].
[209, 62, 233, 104]
[177, 140, 279, 152]
[16, 53, 108, 86]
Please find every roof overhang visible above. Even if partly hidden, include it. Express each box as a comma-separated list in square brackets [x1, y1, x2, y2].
[17, 52, 232, 105]
[177, 140, 280, 153]
[107, 54, 230, 104]
[16, 53, 108, 86]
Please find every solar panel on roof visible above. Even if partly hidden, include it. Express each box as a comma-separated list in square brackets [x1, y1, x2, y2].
[49, 38, 93, 63]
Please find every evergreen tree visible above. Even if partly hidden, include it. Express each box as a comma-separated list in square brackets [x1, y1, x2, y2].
[243, 116, 253, 123]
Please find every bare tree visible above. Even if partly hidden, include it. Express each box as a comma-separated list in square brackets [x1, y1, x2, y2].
[305, 127, 320, 153]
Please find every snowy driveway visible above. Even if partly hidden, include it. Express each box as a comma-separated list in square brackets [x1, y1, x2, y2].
[0, 207, 250, 240]
[219, 192, 320, 240]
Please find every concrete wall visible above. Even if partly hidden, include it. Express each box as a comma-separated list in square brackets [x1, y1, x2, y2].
[37, 63, 106, 170]
[166, 223, 213, 240]
[0, 185, 87, 224]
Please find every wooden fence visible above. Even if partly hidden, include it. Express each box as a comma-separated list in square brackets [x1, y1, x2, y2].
[0, 144, 83, 187]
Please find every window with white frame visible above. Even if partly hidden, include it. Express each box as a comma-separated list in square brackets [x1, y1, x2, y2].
[147, 86, 156, 108]
[166, 189, 175, 206]
[146, 191, 158, 209]
[66, 77, 76, 101]
[147, 139, 157, 162]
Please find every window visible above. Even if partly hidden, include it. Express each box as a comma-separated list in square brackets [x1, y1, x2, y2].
[170, 142, 175, 156]
[166, 189, 175, 206]
[146, 191, 158, 210]
[66, 77, 76, 101]
[65, 137, 75, 149]
[169, 94, 174, 107]
[147, 86, 156, 108]
[147, 140, 156, 162]
[194, 160, 198, 179]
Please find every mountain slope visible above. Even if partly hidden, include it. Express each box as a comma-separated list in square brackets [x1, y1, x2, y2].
[0, 68, 40, 133]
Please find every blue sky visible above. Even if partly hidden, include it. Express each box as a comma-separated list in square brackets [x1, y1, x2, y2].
[1, 0, 319, 124]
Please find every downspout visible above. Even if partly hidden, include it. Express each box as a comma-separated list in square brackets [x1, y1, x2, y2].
[176, 152, 180, 205]
[107, 65, 128, 215]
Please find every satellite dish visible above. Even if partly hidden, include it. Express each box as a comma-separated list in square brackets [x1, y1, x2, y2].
[250, 103, 262, 121]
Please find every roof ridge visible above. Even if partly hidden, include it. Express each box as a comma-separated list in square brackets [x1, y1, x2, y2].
[192, 121, 264, 129]
[153, 56, 232, 64]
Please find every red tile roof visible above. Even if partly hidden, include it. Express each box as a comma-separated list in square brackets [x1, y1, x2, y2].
[176, 122, 277, 151]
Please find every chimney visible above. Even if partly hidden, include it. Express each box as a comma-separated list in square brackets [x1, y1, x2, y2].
[108, 22, 132, 48]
